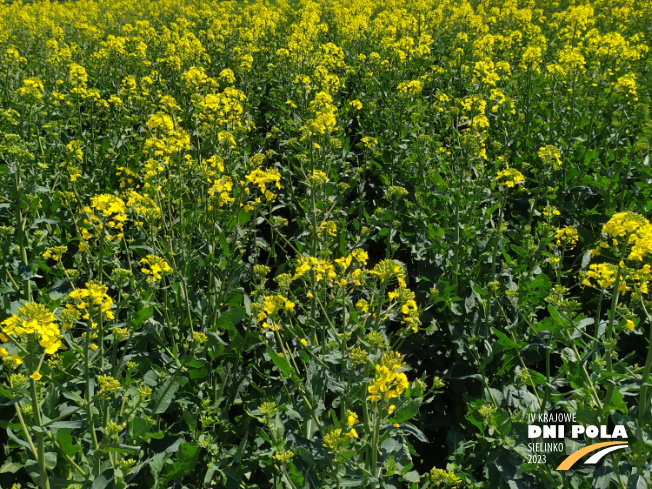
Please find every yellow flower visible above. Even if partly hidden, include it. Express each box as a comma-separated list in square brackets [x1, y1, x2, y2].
[68, 281, 114, 322]
[319, 221, 337, 237]
[352, 249, 369, 265]
[356, 299, 369, 313]
[496, 166, 525, 188]
[349, 100, 363, 110]
[139, 255, 173, 282]
[43, 245, 68, 262]
[347, 428, 359, 439]
[30, 371, 42, 381]
[397, 80, 423, 95]
[556, 227, 579, 247]
[581, 263, 627, 291]
[346, 410, 359, 426]
[98, 375, 121, 393]
[368, 351, 409, 402]
[245, 168, 281, 201]
[300, 338, 308, 346]
[538, 145, 563, 169]
[1, 302, 63, 354]
[626, 320, 635, 331]
[370, 259, 406, 287]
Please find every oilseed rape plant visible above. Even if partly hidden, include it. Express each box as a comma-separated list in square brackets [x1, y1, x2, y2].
[0, 0, 651, 487]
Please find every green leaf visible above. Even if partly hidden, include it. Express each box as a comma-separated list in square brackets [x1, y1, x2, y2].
[149, 452, 167, 485]
[7, 428, 31, 450]
[160, 442, 200, 486]
[492, 328, 523, 350]
[133, 307, 153, 326]
[44, 452, 57, 470]
[403, 470, 420, 483]
[188, 360, 208, 380]
[380, 437, 402, 453]
[56, 428, 81, 456]
[46, 420, 84, 429]
[0, 461, 22, 473]
[391, 400, 421, 423]
[131, 417, 148, 440]
[104, 444, 140, 454]
[395, 423, 428, 443]
[286, 462, 305, 486]
[266, 346, 293, 378]
[547, 304, 567, 327]
[182, 410, 197, 431]
[151, 377, 181, 414]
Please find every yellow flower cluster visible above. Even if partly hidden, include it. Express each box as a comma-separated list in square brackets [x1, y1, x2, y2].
[139, 255, 173, 282]
[82, 194, 128, 242]
[370, 259, 406, 288]
[301, 91, 338, 137]
[600, 212, 652, 261]
[613, 73, 638, 102]
[68, 281, 115, 321]
[460, 95, 490, 133]
[1, 302, 63, 355]
[322, 427, 357, 456]
[198, 87, 247, 131]
[124, 189, 162, 225]
[346, 410, 359, 426]
[367, 351, 409, 402]
[332, 249, 369, 286]
[144, 112, 191, 160]
[556, 227, 579, 247]
[15, 77, 44, 103]
[473, 60, 500, 86]
[388, 287, 421, 332]
[97, 374, 121, 393]
[272, 449, 294, 465]
[293, 256, 337, 283]
[245, 168, 282, 202]
[207, 176, 235, 209]
[319, 221, 337, 237]
[581, 263, 626, 291]
[256, 294, 296, 329]
[397, 79, 423, 95]
[180, 66, 217, 91]
[538, 145, 562, 170]
[428, 467, 463, 486]
[43, 245, 68, 262]
[496, 166, 525, 188]
[69, 63, 88, 87]
[349, 99, 363, 110]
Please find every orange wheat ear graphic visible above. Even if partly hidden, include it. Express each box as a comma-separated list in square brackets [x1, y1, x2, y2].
[556, 442, 628, 470]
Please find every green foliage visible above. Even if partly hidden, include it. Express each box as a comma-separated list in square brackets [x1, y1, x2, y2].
[1, 0, 652, 487]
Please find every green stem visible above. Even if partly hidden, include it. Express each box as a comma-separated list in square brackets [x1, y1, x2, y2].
[485, 192, 506, 338]
[14, 403, 38, 458]
[370, 402, 380, 483]
[30, 379, 50, 489]
[84, 322, 101, 476]
[637, 299, 652, 424]
[15, 169, 31, 301]
[27, 343, 50, 489]
[386, 200, 397, 259]
[603, 257, 625, 410]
